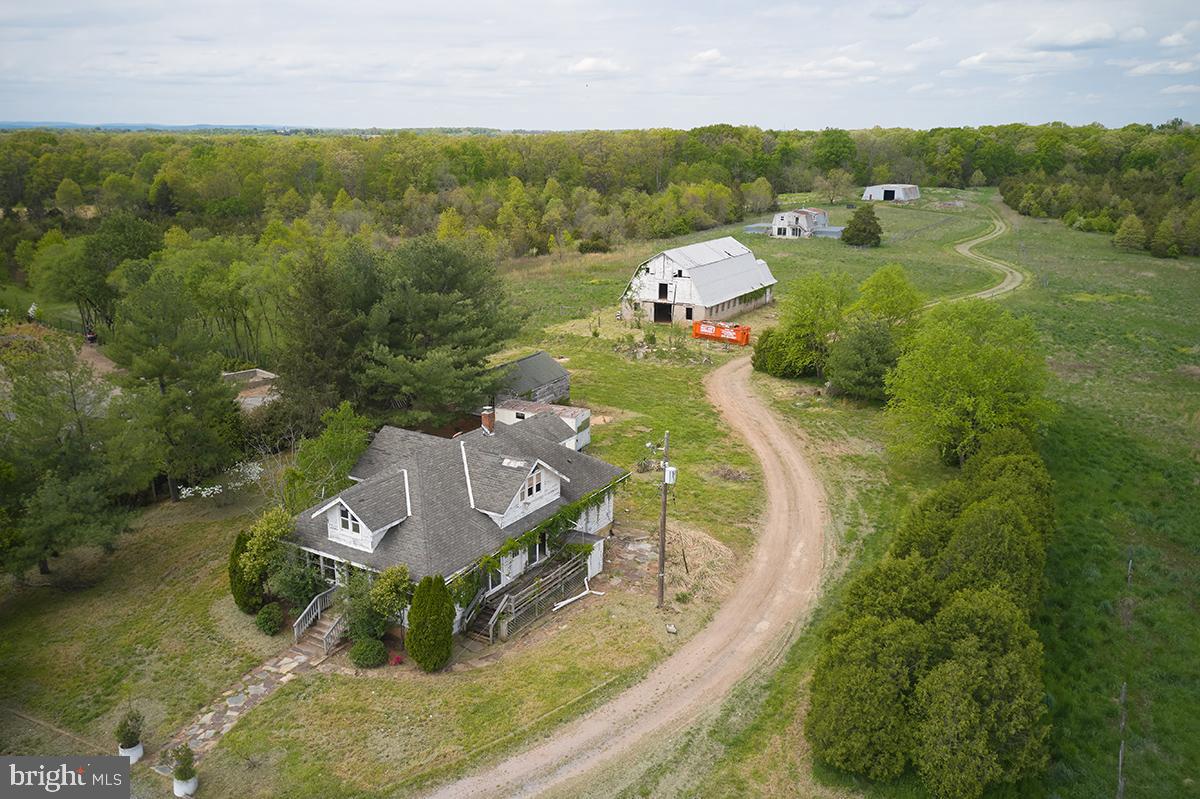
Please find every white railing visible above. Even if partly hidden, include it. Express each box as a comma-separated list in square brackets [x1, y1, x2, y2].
[460, 585, 487, 631]
[322, 614, 348, 655]
[293, 586, 336, 643]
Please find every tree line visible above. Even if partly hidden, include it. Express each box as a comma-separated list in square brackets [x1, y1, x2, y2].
[752, 273, 1056, 797]
[4, 121, 1197, 270]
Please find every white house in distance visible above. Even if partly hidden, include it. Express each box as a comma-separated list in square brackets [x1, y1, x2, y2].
[621, 236, 778, 324]
[862, 184, 920, 202]
[769, 208, 829, 238]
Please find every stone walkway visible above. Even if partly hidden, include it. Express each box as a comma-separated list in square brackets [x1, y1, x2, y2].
[152, 645, 324, 774]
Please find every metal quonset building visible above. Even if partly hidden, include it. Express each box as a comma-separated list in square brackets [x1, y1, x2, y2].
[861, 183, 920, 201]
[621, 236, 777, 324]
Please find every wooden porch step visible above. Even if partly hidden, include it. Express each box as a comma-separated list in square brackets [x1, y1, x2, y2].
[295, 640, 324, 658]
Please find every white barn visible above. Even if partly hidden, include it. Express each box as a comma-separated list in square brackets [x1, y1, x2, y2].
[769, 208, 830, 238]
[862, 184, 920, 202]
[621, 236, 777, 324]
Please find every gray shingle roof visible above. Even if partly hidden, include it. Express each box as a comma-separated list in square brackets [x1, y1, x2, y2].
[495, 351, 568, 397]
[509, 411, 575, 443]
[293, 416, 625, 579]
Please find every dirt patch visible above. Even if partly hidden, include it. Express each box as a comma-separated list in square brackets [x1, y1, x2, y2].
[1175, 364, 1200, 380]
[1049, 356, 1099, 381]
[711, 464, 752, 482]
[77, 343, 120, 376]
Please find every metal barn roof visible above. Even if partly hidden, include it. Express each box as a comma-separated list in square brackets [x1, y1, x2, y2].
[660, 236, 777, 307]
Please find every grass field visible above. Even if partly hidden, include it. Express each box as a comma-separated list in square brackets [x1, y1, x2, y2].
[628, 197, 1200, 799]
[0, 490, 288, 752]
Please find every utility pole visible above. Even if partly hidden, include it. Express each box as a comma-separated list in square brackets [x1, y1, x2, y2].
[657, 431, 670, 609]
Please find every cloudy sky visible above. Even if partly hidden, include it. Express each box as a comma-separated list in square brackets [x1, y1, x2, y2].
[1, 0, 1197, 130]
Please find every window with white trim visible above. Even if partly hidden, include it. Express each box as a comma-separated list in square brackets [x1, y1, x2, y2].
[525, 468, 543, 499]
[339, 505, 360, 534]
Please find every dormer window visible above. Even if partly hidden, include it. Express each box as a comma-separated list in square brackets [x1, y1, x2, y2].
[525, 468, 543, 499]
[339, 505, 361, 534]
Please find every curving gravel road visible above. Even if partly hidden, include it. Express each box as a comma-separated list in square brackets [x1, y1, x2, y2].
[423, 356, 829, 799]
[423, 195, 1024, 799]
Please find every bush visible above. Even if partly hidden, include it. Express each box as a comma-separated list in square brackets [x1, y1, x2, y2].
[751, 326, 822, 378]
[826, 317, 898, 401]
[578, 236, 611, 254]
[115, 709, 143, 748]
[229, 530, 264, 614]
[271, 550, 325, 610]
[346, 569, 389, 641]
[255, 602, 284, 636]
[349, 638, 389, 668]
[370, 564, 413, 622]
[807, 616, 931, 780]
[171, 743, 195, 781]
[891, 480, 970, 559]
[407, 574, 455, 672]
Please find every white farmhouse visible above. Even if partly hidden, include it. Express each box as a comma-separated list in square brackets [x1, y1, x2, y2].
[769, 208, 830, 238]
[862, 184, 920, 202]
[621, 236, 777, 324]
[291, 408, 625, 646]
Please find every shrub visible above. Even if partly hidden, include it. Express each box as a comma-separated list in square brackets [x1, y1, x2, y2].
[578, 236, 610, 254]
[349, 638, 389, 668]
[171, 743, 195, 781]
[842, 203, 882, 247]
[271, 550, 325, 610]
[229, 530, 264, 614]
[807, 616, 931, 780]
[239, 506, 292, 585]
[751, 326, 822, 378]
[961, 429, 1036, 479]
[826, 316, 898, 401]
[891, 480, 970, 559]
[407, 574, 455, 672]
[370, 564, 413, 622]
[255, 602, 284, 636]
[115, 709, 143, 748]
[346, 569, 389, 641]
[936, 497, 1045, 611]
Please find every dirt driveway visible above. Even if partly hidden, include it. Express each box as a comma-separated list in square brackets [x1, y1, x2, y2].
[423, 356, 829, 798]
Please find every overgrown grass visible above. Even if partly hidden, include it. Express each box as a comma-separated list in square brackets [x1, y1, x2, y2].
[0, 490, 287, 749]
[656, 200, 1200, 799]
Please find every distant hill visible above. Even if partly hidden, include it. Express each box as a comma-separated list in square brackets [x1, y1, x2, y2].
[0, 122, 532, 135]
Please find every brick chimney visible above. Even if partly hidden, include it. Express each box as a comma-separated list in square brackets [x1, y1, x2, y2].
[481, 406, 495, 435]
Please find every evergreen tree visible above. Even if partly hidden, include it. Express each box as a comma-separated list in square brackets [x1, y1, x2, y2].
[229, 530, 264, 614]
[827, 317, 899, 401]
[1150, 218, 1179, 258]
[842, 203, 883, 247]
[808, 615, 932, 780]
[406, 574, 455, 672]
[1112, 214, 1147, 251]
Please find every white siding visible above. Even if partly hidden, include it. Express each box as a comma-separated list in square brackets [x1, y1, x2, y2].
[325, 504, 387, 552]
[576, 491, 615, 535]
[587, 538, 605, 578]
[498, 465, 563, 528]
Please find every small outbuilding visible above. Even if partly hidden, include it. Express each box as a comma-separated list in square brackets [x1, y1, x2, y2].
[769, 208, 830, 238]
[621, 236, 777, 324]
[493, 351, 570, 405]
[862, 184, 920, 202]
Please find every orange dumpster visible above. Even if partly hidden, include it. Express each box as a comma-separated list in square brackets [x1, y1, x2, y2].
[692, 320, 751, 346]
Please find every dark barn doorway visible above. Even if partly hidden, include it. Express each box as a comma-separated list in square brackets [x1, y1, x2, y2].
[653, 302, 673, 323]
[883, 189, 896, 200]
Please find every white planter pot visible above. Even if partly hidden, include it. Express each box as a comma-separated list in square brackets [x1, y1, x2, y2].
[117, 741, 143, 764]
[173, 776, 197, 797]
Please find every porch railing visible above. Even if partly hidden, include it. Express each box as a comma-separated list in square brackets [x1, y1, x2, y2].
[460, 585, 487, 632]
[322, 613, 348, 655]
[486, 553, 588, 643]
[293, 586, 337, 643]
